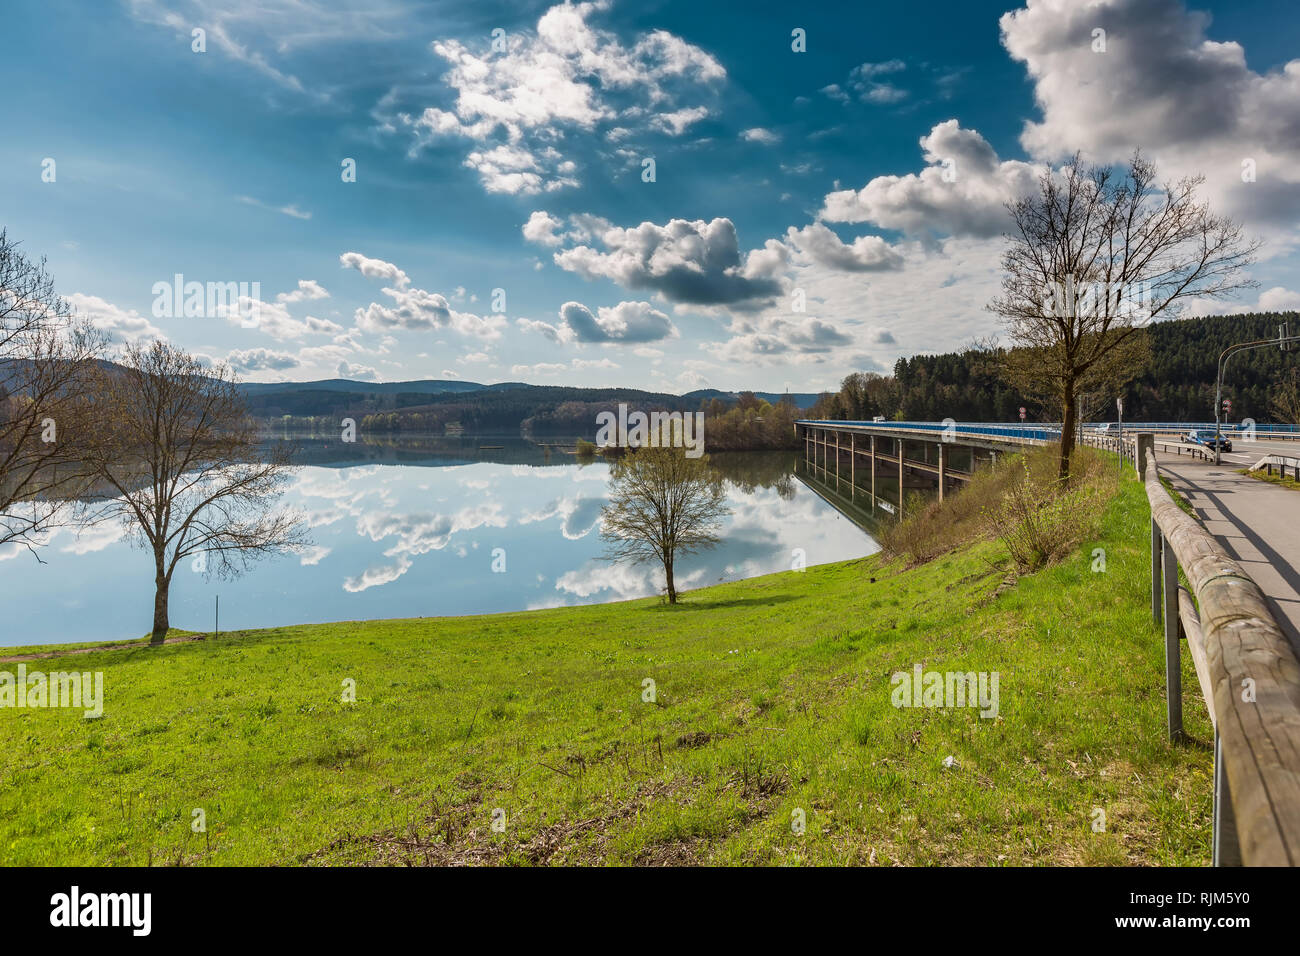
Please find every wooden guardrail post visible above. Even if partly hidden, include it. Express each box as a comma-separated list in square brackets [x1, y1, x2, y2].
[1142, 436, 1162, 625]
[1162, 533, 1185, 742]
[1136, 433, 1153, 478]
[1151, 519, 1163, 627]
[1214, 733, 1243, 865]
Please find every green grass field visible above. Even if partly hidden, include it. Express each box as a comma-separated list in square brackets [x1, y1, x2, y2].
[0, 471, 1213, 866]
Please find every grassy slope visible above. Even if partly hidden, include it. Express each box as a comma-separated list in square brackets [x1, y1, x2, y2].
[0, 472, 1213, 866]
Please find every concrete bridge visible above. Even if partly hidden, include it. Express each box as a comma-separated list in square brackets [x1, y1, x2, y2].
[794, 419, 1067, 511]
[795, 418, 1300, 513]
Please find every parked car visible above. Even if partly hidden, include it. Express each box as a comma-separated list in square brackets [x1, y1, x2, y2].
[1184, 429, 1232, 451]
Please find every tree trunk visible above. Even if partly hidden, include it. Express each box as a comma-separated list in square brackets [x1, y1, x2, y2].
[665, 555, 677, 604]
[151, 566, 170, 645]
[1058, 385, 1077, 482]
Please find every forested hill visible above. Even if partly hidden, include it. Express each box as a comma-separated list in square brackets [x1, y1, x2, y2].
[1125, 312, 1298, 421]
[841, 311, 1298, 424]
[244, 381, 820, 436]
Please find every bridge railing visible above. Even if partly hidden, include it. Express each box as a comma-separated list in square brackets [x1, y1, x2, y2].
[1141, 435, 1300, 866]
[796, 420, 1064, 443]
[799, 419, 1300, 446]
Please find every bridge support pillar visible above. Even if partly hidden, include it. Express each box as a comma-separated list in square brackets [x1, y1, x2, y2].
[897, 438, 904, 513]
[938, 442, 947, 502]
[834, 429, 840, 490]
[870, 435, 876, 504]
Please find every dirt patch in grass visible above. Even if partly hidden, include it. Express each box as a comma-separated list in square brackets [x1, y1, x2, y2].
[332, 779, 700, 866]
[675, 730, 718, 749]
[334, 754, 795, 866]
[634, 836, 715, 866]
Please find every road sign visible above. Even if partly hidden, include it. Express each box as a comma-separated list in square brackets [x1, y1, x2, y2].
[1116, 397, 1124, 414]
[1019, 407, 1026, 421]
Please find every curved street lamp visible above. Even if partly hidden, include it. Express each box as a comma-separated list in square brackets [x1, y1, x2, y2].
[1214, 324, 1299, 464]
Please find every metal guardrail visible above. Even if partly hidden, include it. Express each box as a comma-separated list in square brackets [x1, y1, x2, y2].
[1103, 422, 1300, 437]
[1139, 435, 1300, 866]
[1251, 455, 1300, 479]
[1083, 433, 1137, 466]
[1155, 440, 1213, 462]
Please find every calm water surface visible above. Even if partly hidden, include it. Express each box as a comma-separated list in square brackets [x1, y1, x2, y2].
[0, 437, 878, 647]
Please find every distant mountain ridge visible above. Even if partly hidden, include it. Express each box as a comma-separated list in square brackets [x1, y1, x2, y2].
[238, 378, 490, 397]
[236, 377, 822, 416]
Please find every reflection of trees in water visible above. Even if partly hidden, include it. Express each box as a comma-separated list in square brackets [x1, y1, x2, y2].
[707, 451, 798, 499]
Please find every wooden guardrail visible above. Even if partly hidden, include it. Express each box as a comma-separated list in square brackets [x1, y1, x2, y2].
[1140, 435, 1300, 866]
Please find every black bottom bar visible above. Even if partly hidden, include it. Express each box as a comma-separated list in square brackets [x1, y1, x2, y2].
[1, 866, 1275, 941]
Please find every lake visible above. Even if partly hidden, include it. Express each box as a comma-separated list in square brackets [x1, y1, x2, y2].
[0, 437, 879, 647]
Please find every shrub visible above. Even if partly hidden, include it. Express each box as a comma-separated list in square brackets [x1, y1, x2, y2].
[879, 443, 1116, 571]
[985, 452, 1111, 572]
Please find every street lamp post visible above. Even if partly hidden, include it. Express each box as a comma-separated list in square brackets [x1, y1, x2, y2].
[1214, 324, 1300, 465]
[1117, 396, 1124, 473]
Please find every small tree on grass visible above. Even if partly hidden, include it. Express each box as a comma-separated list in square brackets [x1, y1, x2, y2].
[990, 153, 1259, 480]
[599, 445, 730, 604]
[83, 341, 306, 643]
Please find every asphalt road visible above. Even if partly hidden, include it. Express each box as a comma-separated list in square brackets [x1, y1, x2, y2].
[1149, 435, 1300, 468]
[1157, 442, 1300, 658]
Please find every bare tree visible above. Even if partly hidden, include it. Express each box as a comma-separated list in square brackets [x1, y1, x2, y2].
[990, 153, 1259, 479]
[599, 445, 730, 604]
[0, 230, 105, 557]
[83, 341, 306, 643]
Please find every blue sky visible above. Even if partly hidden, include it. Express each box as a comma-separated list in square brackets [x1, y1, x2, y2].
[5, 0, 1300, 392]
